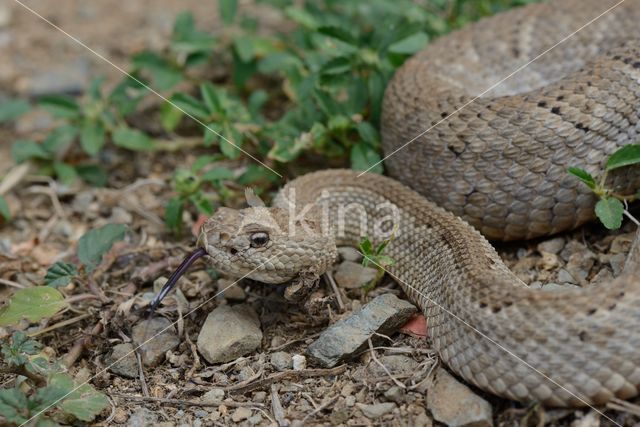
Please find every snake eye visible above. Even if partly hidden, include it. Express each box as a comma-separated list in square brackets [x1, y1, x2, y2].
[250, 232, 269, 248]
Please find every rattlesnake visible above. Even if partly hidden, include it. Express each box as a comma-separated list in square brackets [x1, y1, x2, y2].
[156, 0, 640, 407]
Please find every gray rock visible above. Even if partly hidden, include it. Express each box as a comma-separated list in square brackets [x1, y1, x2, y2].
[427, 368, 492, 427]
[384, 386, 405, 403]
[337, 247, 363, 262]
[253, 391, 267, 403]
[218, 278, 246, 301]
[537, 237, 565, 255]
[127, 408, 158, 427]
[557, 269, 577, 284]
[356, 402, 396, 419]
[201, 388, 225, 404]
[132, 317, 180, 366]
[543, 282, 580, 292]
[105, 343, 138, 378]
[270, 352, 292, 371]
[334, 260, 378, 289]
[193, 409, 208, 418]
[26, 58, 90, 96]
[197, 304, 262, 364]
[307, 294, 417, 367]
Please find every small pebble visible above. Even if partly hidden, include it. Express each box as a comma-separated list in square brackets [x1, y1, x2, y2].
[201, 388, 225, 404]
[537, 237, 565, 254]
[292, 354, 307, 370]
[356, 402, 396, 419]
[333, 260, 378, 289]
[253, 391, 267, 403]
[384, 386, 405, 403]
[231, 407, 252, 422]
[105, 343, 137, 379]
[193, 409, 208, 418]
[345, 395, 356, 407]
[270, 351, 293, 371]
[557, 269, 577, 284]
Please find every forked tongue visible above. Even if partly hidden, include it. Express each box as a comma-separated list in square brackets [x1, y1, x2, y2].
[148, 247, 208, 314]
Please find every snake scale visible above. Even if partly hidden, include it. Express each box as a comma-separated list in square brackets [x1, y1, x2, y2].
[157, 0, 640, 408]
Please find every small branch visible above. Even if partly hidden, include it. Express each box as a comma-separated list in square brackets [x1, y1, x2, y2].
[224, 365, 347, 394]
[109, 394, 265, 408]
[29, 313, 91, 337]
[63, 322, 103, 367]
[367, 337, 406, 389]
[0, 278, 25, 288]
[323, 271, 345, 312]
[1, 365, 47, 387]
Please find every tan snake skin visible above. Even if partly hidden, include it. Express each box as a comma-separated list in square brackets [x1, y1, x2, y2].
[197, 0, 640, 408]
[383, 0, 640, 240]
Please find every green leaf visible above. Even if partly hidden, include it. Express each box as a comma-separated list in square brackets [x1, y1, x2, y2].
[164, 197, 184, 233]
[44, 262, 78, 288]
[359, 238, 374, 256]
[388, 32, 429, 54]
[76, 165, 108, 187]
[351, 142, 383, 174]
[112, 126, 154, 151]
[12, 139, 50, 163]
[0, 195, 10, 221]
[190, 193, 214, 216]
[200, 82, 221, 114]
[233, 36, 256, 63]
[160, 101, 184, 132]
[219, 0, 237, 24]
[0, 287, 67, 326]
[170, 93, 209, 121]
[42, 125, 78, 154]
[356, 121, 380, 146]
[0, 388, 29, 424]
[220, 123, 241, 159]
[51, 374, 109, 422]
[201, 167, 235, 182]
[285, 6, 319, 29]
[77, 224, 127, 272]
[567, 167, 597, 190]
[2, 331, 41, 367]
[132, 51, 183, 91]
[80, 119, 106, 156]
[606, 144, 640, 171]
[248, 90, 268, 118]
[595, 197, 624, 230]
[171, 11, 216, 54]
[318, 26, 357, 45]
[38, 95, 81, 119]
[0, 98, 30, 123]
[53, 162, 79, 185]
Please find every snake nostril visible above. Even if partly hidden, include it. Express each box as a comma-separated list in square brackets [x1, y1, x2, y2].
[229, 247, 238, 256]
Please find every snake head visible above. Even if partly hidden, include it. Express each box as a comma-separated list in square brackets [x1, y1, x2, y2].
[197, 206, 338, 284]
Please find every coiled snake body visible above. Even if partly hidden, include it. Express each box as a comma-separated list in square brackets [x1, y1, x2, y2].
[196, 0, 640, 407]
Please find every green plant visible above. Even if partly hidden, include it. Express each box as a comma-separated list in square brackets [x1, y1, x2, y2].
[0, 224, 125, 424]
[0, 332, 109, 425]
[359, 236, 395, 291]
[0, 223, 126, 326]
[0, 0, 536, 232]
[568, 144, 640, 229]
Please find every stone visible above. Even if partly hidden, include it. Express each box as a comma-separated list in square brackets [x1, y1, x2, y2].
[292, 354, 306, 370]
[384, 386, 405, 403]
[333, 260, 378, 289]
[270, 351, 292, 371]
[253, 391, 267, 403]
[307, 294, 417, 367]
[543, 282, 580, 292]
[25, 58, 90, 96]
[127, 408, 158, 427]
[426, 368, 492, 427]
[537, 237, 565, 254]
[105, 343, 138, 379]
[201, 388, 225, 404]
[356, 402, 396, 419]
[557, 269, 577, 284]
[231, 407, 252, 422]
[337, 247, 362, 262]
[197, 304, 263, 364]
[132, 317, 180, 366]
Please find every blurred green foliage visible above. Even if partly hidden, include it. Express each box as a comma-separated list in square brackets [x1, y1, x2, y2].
[1, 0, 537, 231]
